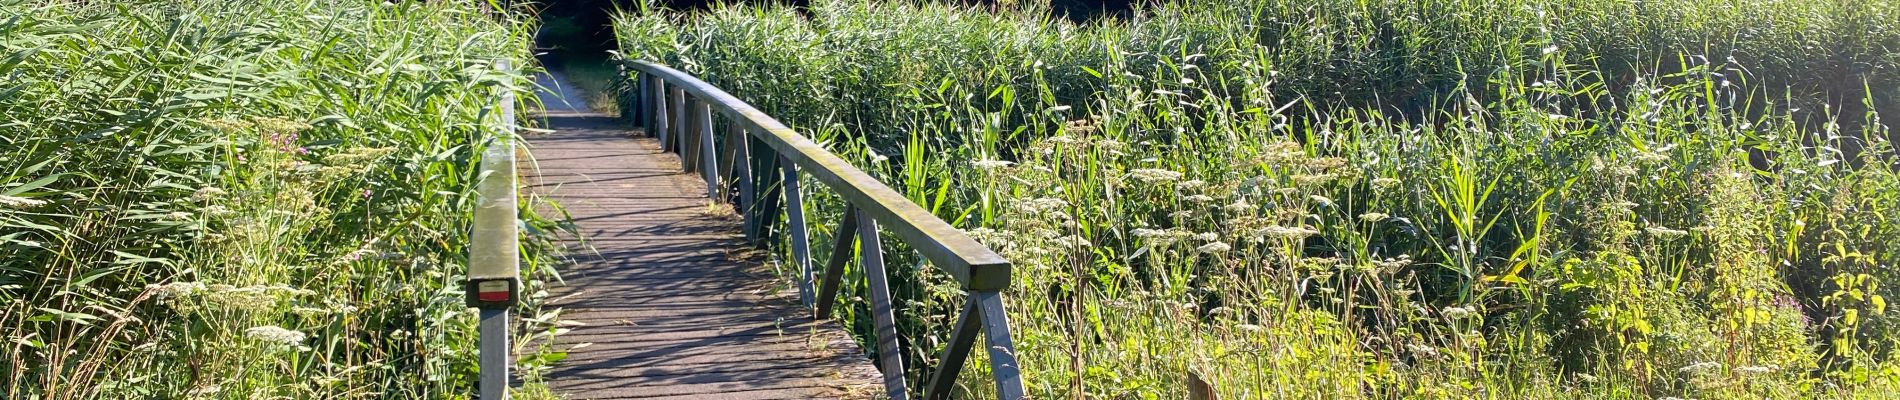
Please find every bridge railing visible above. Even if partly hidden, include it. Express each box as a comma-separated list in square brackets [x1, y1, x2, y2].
[619, 59, 1024, 400]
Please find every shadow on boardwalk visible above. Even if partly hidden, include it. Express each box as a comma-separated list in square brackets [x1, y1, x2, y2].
[528, 112, 881, 400]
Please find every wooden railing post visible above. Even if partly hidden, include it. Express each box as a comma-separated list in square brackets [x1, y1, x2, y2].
[644, 75, 659, 136]
[923, 298, 982, 400]
[625, 66, 640, 125]
[650, 79, 667, 140]
[856, 208, 910, 400]
[665, 87, 683, 152]
[750, 142, 783, 246]
[682, 97, 702, 173]
[974, 292, 1026, 399]
[695, 101, 717, 198]
[733, 123, 756, 239]
[720, 121, 742, 203]
[784, 157, 817, 308]
[815, 206, 855, 315]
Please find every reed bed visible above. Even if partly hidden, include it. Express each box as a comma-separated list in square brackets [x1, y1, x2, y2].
[0, 1, 562, 398]
[617, 0, 1899, 398]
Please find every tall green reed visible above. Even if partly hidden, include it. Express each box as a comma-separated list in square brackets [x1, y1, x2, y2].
[0, 1, 563, 398]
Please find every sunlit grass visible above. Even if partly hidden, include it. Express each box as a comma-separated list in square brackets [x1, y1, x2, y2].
[615, 0, 1898, 398]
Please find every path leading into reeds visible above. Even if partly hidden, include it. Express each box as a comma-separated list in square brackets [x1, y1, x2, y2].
[528, 72, 880, 400]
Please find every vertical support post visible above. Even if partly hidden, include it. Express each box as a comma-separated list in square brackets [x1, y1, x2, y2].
[733, 123, 755, 238]
[751, 146, 784, 246]
[923, 297, 983, 400]
[478, 309, 510, 400]
[665, 87, 683, 152]
[719, 121, 742, 203]
[857, 209, 909, 399]
[470, 61, 522, 400]
[974, 292, 1026, 399]
[642, 74, 658, 136]
[657, 78, 672, 140]
[696, 101, 718, 198]
[685, 100, 702, 171]
[815, 206, 854, 315]
[624, 65, 638, 125]
[784, 157, 816, 308]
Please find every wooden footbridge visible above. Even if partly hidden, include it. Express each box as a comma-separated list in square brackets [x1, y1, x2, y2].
[469, 61, 1026, 399]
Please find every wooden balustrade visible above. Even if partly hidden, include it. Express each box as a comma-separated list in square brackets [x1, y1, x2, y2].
[619, 59, 1024, 400]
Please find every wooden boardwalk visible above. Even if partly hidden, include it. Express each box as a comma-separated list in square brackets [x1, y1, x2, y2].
[528, 111, 881, 399]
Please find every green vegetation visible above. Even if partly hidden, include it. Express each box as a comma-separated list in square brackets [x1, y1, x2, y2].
[0, 1, 563, 398]
[616, 0, 1899, 398]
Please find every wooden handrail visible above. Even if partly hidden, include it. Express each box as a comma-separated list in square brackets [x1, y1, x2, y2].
[622, 60, 1011, 290]
[618, 58, 1025, 400]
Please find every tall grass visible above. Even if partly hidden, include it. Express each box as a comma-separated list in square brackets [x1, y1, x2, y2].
[0, 1, 563, 398]
[618, 0, 1899, 398]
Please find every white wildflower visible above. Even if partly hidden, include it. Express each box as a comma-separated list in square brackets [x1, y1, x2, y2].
[1645, 226, 1689, 238]
[1223, 200, 1257, 213]
[1259, 226, 1320, 240]
[1358, 212, 1390, 222]
[1441, 306, 1477, 320]
[1406, 343, 1442, 360]
[245, 325, 306, 346]
[965, 228, 1005, 244]
[972, 159, 1014, 170]
[1193, 232, 1220, 241]
[1016, 197, 1070, 213]
[0, 195, 47, 209]
[1196, 242, 1231, 254]
[1371, 177, 1401, 190]
[192, 187, 227, 201]
[1373, 255, 1414, 270]
[152, 282, 207, 302]
[1129, 168, 1184, 184]
[291, 307, 332, 317]
[1183, 194, 1214, 203]
[1736, 365, 1779, 374]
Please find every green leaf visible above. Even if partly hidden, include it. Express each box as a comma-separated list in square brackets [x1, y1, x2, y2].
[2, 173, 63, 196]
[33, 307, 100, 325]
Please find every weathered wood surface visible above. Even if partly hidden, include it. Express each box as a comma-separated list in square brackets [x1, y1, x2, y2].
[529, 112, 881, 399]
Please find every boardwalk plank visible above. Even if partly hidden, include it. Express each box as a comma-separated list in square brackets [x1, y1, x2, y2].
[530, 113, 880, 399]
